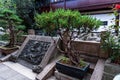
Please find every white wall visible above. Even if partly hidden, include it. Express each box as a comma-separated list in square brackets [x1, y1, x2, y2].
[90, 13, 115, 32]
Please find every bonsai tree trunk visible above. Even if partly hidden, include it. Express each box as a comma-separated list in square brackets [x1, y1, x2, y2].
[62, 28, 80, 65]
[7, 21, 15, 48]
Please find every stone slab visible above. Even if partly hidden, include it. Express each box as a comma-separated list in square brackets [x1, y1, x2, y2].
[0, 35, 60, 73]
[0, 63, 31, 80]
[0, 77, 6, 80]
[55, 70, 91, 80]
[55, 71, 80, 80]
[47, 76, 57, 80]
[90, 59, 105, 80]
[13, 35, 59, 73]
[102, 72, 114, 80]
[3, 61, 36, 80]
[104, 63, 120, 75]
[36, 56, 60, 80]
[7, 74, 30, 80]
[102, 61, 120, 80]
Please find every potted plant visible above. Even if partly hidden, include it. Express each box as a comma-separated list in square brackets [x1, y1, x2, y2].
[101, 31, 120, 80]
[35, 9, 101, 78]
[100, 7, 120, 80]
[0, 0, 26, 55]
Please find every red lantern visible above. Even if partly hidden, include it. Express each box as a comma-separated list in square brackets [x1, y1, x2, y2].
[115, 4, 120, 10]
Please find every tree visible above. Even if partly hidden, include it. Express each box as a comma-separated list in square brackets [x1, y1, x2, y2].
[0, 0, 25, 48]
[35, 9, 101, 65]
[15, 0, 35, 29]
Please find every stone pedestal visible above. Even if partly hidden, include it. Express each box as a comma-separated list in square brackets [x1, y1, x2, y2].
[28, 29, 35, 35]
[55, 71, 79, 80]
[102, 59, 120, 80]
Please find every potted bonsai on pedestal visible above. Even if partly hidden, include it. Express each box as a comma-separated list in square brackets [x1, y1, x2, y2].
[35, 9, 101, 79]
[0, 0, 26, 55]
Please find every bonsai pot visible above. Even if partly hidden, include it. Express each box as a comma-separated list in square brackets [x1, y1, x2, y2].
[0, 46, 19, 55]
[56, 60, 90, 79]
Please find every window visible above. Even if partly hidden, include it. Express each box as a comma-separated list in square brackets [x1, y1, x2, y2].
[51, 0, 64, 3]
[102, 21, 108, 26]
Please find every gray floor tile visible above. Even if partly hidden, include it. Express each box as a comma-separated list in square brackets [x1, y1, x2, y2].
[0, 64, 31, 80]
[7, 74, 31, 80]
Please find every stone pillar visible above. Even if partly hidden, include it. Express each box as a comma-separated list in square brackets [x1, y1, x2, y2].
[102, 59, 120, 80]
[28, 29, 35, 35]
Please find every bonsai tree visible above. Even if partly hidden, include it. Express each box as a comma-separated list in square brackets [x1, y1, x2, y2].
[35, 9, 101, 65]
[15, 0, 35, 29]
[0, 0, 26, 48]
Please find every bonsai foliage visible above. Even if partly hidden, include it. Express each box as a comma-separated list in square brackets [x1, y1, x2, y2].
[0, 0, 25, 47]
[35, 9, 101, 65]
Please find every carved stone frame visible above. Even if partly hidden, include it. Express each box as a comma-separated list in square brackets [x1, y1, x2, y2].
[6, 35, 59, 73]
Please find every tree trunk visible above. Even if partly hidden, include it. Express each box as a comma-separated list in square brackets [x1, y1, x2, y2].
[8, 22, 15, 48]
[62, 28, 79, 65]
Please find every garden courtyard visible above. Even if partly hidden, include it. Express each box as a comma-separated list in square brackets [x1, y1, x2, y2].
[0, 0, 120, 80]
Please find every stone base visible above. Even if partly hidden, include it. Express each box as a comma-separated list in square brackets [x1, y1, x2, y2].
[0, 62, 36, 80]
[102, 59, 120, 80]
[102, 72, 114, 80]
[28, 29, 35, 35]
[55, 70, 79, 80]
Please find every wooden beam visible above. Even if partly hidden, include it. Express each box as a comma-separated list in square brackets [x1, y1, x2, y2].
[90, 59, 105, 80]
[64, 0, 66, 9]
[51, 0, 120, 11]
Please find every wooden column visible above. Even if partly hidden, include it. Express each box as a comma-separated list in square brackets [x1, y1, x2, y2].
[64, 0, 66, 9]
[114, 4, 120, 36]
[115, 10, 119, 36]
[50, 0, 52, 10]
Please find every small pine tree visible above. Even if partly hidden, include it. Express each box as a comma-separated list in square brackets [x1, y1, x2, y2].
[0, 0, 25, 47]
[35, 9, 101, 65]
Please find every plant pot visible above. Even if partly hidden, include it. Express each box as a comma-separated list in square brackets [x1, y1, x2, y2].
[0, 46, 19, 55]
[56, 60, 90, 79]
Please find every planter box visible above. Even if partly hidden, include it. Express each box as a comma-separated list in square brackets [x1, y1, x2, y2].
[56, 60, 90, 79]
[0, 46, 19, 55]
[102, 59, 120, 80]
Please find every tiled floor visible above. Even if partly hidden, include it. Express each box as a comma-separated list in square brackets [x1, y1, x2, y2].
[0, 62, 37, 80]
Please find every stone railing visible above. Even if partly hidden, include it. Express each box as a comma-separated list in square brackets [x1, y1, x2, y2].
[72, 40, 108, 58]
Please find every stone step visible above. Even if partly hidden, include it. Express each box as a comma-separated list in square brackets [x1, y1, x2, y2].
[46, 76, 57, 80]
[54, 70, 91, 80]
[46, 61, 95, 80]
